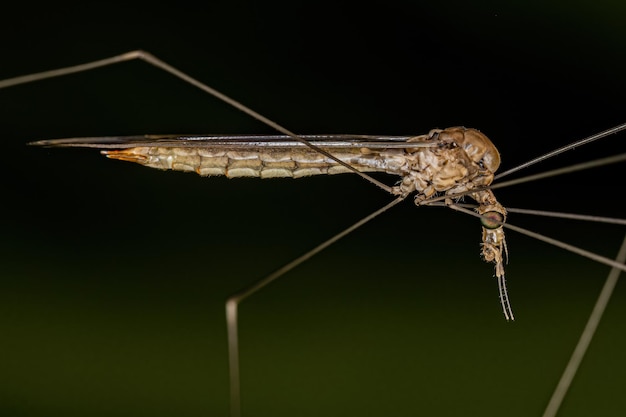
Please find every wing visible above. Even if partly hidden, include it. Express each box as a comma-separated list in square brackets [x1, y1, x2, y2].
[29, 133, 440, 150]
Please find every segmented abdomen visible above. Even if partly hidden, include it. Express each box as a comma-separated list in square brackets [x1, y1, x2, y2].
[104, 146, 412, 179]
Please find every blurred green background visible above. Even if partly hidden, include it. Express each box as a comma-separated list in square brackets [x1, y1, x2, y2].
[1, 1, 625, 416]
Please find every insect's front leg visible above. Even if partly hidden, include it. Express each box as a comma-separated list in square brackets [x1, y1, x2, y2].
[388, 179, 431, 204]
[390, 170, 438, 203]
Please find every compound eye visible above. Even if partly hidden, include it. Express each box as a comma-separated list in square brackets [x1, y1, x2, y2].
[481, 211, 504, 229]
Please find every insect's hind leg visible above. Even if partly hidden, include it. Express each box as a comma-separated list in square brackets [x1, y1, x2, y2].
[222, 196, 405, 417]
[0, 50, 145, 89]
[542, 233, 626, 417]
[225, 296, 243, 417]
[0, 50, 391, 193]
[0, 50, 266, 127]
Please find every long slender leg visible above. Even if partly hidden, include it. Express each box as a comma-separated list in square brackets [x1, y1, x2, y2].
[0, 50, 392, 193]
[541, 234, 626, 417]
[448, 204, 626, 273]
[494, 123, 626, 180]
[225, 197, 404, 417]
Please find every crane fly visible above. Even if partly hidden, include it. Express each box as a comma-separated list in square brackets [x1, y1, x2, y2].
[2, 51, 625, 417]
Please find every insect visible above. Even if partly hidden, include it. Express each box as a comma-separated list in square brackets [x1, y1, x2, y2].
[2, 51, 625, 417]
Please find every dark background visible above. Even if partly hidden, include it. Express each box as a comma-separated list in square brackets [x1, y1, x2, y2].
[1, 1, 625, 416]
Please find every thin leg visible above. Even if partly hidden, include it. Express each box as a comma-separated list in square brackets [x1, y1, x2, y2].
[448, 204, 626, 273]
[494, 123, 626, 180]
[541, 233, 626, 417]
[0, 50, 392, 194]
[225, 196, 404, 417]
